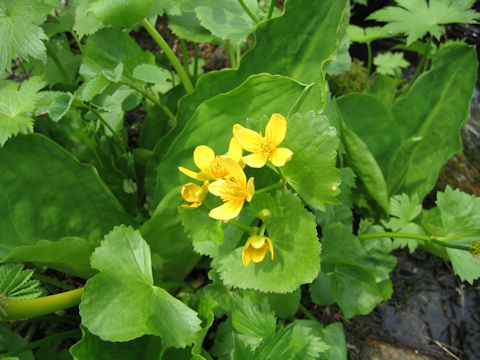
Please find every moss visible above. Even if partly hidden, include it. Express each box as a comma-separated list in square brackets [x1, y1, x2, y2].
[327, 59, 368, 97]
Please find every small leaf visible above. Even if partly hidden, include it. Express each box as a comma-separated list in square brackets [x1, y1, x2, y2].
[132, 64, 168, 84]
[80, 225, 202, 346]
[374, 52, 410, 76]
[72, 0, 104, 38]
[168, 11, 215, 43]
[231, 294, 276, 339]
[0, 264, 42, 300]
[215, 189, 321, 293]
[49, 92, 73, 122]
[102, 63, 123, 83]
[87, 0, 153, 27]
[347, 25, 395, 43]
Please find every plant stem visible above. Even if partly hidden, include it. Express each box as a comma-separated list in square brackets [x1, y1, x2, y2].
[405, 36, 432, 93]
[238, 0, 259, 23]
[179, 39, 190, 74]
[299, 304, 319, 322]
[256, 181, 284, 194]
[357, 231, 479, 252]
[267, 0, 276, 19]
[1, 330, 80, 357]
[193, 43, 199, 78]
[228, 219, 258, 234]
[227, 40, 237, 68]
[365, 41, 372, 89]
[141, 18, 194, 94]
[70, 31, 83, 53]
[5, 288, 83, 321]
[46, 43, 70, 83]
[33, 273, 75, 291]
[118, 80, 176, 122]
[287, 82, 314, 118]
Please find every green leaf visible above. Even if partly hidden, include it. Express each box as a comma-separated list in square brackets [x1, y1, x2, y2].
[368, 0, 480, 45]
[347, 25, 395, 43]
[366, 74, 401, 108]
[0, 134, 135, 259]
[373, 52, 409, 76]
[140, 187, 200, 282]
[281, 112, 340, 211]
[231, 294, 276, 339]
[321, 223, 396, 318]
[70, 326, 163, 360]
[389, 43, 478, 200]
[309, 272, 335, 306]
[0, 77, 45, 146]
[0, 324, 34, 360]
[435, 186, 480, 284]
[87, 0, 153, 27]
[49, 92, 73, 122]
[4, 237, 97, 279]
[337, 93, 401, 174]
[294, 320, 347, 360]
[340, 121, 389, 214]
[146, 0, 349, 201]
[102, 63, 123, 83]
[132, 64, 168, 84]
[78, 74, 110, 101]
[215, 189, 321, 293]
[80, 225, 202, 346]
[195, 0, 257, 45]
[0, 264, 42, 300]
[154, 74, 312, 204]
[72, 0, 104, 38]
[168, 11, 215, 43]
[80, 28, 155, 79]
[0, 0, 55, 71]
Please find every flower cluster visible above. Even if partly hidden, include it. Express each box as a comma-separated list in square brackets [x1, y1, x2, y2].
[179, 113, 293, 265]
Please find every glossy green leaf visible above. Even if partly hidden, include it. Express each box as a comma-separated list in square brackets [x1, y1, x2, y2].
[155, 74, 311, 204]
[0, 134, 135, 259]
[140, 187, 200, 282]
[337, 93, 401, 174]
[389, 43, 477, 200]
[49, 92, 73, 122]
[0, 77, 45, 146]
[0, 0, 54, 71]
[168, 11, 215, 43]
[80, 225, 202, 346]
[321, 223, 396, 318]
[146, 0, 349, 200]
[281, 112, 340, 211]
[215, 189, 321, 293]
[80, 28, 155, 79]
[70, 326, 163, 360]
[435, 187, 480, 284]
[340, 121, 389, 214]
[132, 64, 168, 84]
[72, 0, 104, 38]
[4, 237, 97, 279]
[195, 0, 257, 45]
[87, 0, 153, 27]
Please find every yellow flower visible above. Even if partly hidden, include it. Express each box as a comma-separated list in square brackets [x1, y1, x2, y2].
[178, 138, 243, 181]
[208, 157, 254, 220]
[181, 182, 208, 208]
[242, 235, 274, 266]
[233, 113, 293, 168]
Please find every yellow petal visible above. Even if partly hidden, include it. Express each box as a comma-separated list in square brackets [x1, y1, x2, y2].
[227, 137, 243, 163]
[197, 171, 216, 181]
[208, 179, 226, 197]
[246, 177, 255, 202]
[194, 145, 215, 171]
[265, 237, 274, 260]
[251, 246, 267, 263]
[265, 113, 287, 147]
[233, 124, 263, 153]
[178, 166, 200, 180]
[209, 199, 244, 220]
[242, 239, 252, 266]
[181, 183, 202, 202]
[250, 236, 266, 249]
[242, 153, 269, 168]
[222, 157, 246, 184]
[181, 202, 201, 209]
[270, 147, 293, 167]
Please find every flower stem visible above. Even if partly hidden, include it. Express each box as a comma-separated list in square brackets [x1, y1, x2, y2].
[1, 330, 80, 357]
[141, 18, 194, 94]
[32, 273, 75, 291]
[256, 181, 284, 194]
[287, 82, 314, 118]
[193, 43, 199, 78]
[227, 40, 237, 68]
[179, 39, 190, 74]
[364, 41, 372, 89]
[357, 231, 479, 252]
[267, 0, 275, 19]
[299, 304, 319, 322]
[238, 0, 259, 23]
[227, 219, 258, 234]
[46, 43, 70, 83]
[5, 288, 83, 321]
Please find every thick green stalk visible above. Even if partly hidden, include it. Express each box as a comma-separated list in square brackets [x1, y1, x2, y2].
[227, 40, 237, 68]
[193, 43, 199, 78]
[141, 18, 194, 94]
[5, 288, 83, 321]
[179, 39, 190, 74]
[256, 181, 284, 194]
[267, 0, 275, 19]
[238, 0, 259, 23]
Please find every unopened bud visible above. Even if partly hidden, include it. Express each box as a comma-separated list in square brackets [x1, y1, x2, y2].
[258, 208, 272, 221]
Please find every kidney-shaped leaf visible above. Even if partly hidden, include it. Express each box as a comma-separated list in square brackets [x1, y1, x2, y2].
[80, 225, 202, 347]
